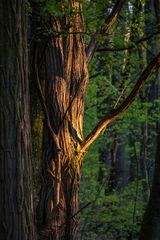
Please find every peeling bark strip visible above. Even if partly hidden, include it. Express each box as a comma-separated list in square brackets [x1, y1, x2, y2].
[0, 1, 35, 240]
[80, 52, 160, 156]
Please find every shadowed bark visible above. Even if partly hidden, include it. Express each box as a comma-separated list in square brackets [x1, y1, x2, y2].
[0, 0, 35, 239]
[139, 130, 160, 240]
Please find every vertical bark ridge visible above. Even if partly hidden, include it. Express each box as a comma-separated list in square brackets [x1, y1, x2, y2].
[0, 0, 35, 240]
[37, 1, 88, 239]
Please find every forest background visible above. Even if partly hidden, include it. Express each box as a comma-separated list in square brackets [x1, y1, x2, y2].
[0, 0, 160, 240]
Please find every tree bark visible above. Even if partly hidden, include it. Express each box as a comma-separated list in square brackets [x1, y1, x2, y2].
[0, 1, 35, 240]
[139, 1, 160, 239]
[36, 2, 88, 239]
[139, 130, 160, 240]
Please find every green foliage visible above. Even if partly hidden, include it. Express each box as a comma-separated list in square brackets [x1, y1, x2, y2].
[81, 2, 160, 238]
[79, 172, 146, 240]
[39, 0, 83, 18]
[26, 1, 32, 15]
[38, 0, 63, 16]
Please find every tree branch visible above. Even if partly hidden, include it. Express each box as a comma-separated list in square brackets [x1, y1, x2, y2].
[80, 52, 160, 157]
[96, 30, 160, 52]
[86, 0, 125, 63]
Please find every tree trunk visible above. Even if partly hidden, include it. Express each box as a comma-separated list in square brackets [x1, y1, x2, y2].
[0, 1, 35, 240]
[37, 2, 88, 239]
[138, 50, 150, 202]
[145, 0, 160, 168]
[139, 130, 160, 240]
[140, 123, 150, 202]
[139, 1, 160, 239]
[129, 136, 137, 182]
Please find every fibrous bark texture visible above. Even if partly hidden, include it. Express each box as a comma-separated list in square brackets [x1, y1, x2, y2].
[37, 2, 88, 239]
[0, 1, 35, 240]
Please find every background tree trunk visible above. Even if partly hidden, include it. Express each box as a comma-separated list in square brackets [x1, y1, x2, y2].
[0, 1, 35, 239]
[139, 130, 160, 240]
[139, 1, 160, 239]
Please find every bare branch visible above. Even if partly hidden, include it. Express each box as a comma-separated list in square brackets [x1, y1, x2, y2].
[113, 84, 128, 109]
[80, 52, 160, 157]
[86, 0, 125, 63]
